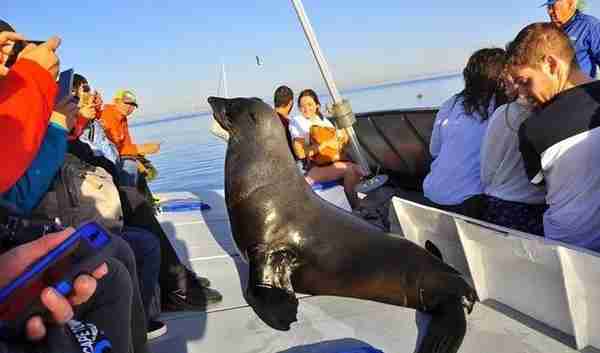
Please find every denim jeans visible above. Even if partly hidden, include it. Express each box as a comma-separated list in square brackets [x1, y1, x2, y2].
[120, 226, 161, 321]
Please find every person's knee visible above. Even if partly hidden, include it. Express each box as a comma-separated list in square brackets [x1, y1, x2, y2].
[103, 257, 133, 298]
[124, 227, 161, 261]
[111, 235, 137, 276]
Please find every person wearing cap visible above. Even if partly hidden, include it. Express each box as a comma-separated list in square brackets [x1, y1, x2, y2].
[541, 0, 600, 78]
[100, 89, 160, 187]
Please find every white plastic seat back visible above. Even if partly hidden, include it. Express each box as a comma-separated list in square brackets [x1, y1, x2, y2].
[455, 218, 574, 337]
[391, 197, 471, 278]
[313, 182, 351, 212]
[558, 245, 600, 350]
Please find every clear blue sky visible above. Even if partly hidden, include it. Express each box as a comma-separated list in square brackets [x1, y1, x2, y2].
[6, 1, 599, 117]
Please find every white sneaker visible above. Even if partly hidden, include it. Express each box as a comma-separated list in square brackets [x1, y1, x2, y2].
[147, 320, 167, 340]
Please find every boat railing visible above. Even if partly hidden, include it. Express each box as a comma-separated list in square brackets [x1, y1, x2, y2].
[391, 196, 600, 351]
[338, 108, 438, 189]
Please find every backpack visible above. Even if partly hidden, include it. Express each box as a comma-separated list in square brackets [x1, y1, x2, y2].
[31, 153, 124, 234]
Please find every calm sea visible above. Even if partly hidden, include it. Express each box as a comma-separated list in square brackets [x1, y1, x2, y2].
[131, 74, 463, 195]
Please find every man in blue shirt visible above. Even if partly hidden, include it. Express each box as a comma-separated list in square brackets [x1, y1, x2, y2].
[541, 0, 600, 77]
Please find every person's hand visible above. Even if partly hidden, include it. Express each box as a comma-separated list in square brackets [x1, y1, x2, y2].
[79, 104, 97, 120]
[93, 91, 103, 108]
[0, 32, 25, 47]
[18, 36, 61, 79]
[0, 228, 108, 342]
[140, 142, 161, 155]
[0, 32, 25, 76]
[51, 95, 79, 130]
[336, 130, 349, 145]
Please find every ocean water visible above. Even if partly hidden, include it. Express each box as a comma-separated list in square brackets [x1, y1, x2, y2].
[131, 74, 462, 195]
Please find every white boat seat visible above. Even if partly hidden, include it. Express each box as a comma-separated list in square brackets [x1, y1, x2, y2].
[391, 195, 600, 351]
[312, 180, 351, 212]
[454, 218, 573, 339]
[390, 197, 472, 279]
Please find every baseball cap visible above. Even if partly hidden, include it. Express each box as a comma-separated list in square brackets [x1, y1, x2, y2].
[114, 89, 138, 107]
[539, 0, 558, 7]
[0, 20, 15, 33]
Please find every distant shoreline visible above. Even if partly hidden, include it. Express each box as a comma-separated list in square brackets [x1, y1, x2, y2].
[133, 71, 461, 126]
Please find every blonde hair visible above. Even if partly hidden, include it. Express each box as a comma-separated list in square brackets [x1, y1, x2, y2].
[506, 22, 578, 70]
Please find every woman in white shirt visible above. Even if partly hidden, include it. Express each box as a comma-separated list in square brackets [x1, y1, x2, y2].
[423, 48, 509, 217]
[289, 89, 364, 208]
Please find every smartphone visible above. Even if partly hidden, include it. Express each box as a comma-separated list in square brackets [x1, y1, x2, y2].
[57, 68, 75, 102]
[0, 222, 114, 339]
[4, 40, 45, 68]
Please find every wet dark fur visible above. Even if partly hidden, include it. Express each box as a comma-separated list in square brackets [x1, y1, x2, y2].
[208, 97, 478, 353]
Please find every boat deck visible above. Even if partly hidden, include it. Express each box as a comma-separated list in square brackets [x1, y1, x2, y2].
[149, 190, 592, 353]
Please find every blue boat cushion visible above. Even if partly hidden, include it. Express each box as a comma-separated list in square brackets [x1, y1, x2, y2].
[311, 180, 343, 192]
[159, 198, 211, 212]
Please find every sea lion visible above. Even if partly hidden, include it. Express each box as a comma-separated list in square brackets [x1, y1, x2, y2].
[208, 97, 478, 353]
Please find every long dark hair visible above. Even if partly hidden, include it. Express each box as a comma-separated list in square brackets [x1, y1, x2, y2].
[458, 48, 508, 121]
[298, 89, 323, 119]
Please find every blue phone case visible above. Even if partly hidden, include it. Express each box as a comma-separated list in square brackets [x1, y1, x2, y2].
[57, 68, 74, 102]
[0, 222, 114, 339]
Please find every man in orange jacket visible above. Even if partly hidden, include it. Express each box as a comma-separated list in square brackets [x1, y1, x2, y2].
[0, 25, 61, 193]
[100, 90, 160, 186]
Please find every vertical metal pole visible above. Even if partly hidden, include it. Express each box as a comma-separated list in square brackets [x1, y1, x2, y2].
[290, 0, 343, 103]
[290, 0, 373, 177]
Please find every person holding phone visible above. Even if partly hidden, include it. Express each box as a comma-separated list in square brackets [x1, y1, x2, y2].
[0, 19, 61, 194]
[0, 228, 144, 353]
[0, 20, 80, 214]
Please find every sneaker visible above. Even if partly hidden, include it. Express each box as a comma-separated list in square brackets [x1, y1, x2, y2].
[185, 269, 211, 288]
[147, 320, 167, 340]
[162, 287, 223, 312]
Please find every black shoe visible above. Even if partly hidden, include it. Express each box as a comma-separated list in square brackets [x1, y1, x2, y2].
[147, 320, 167, 340]
[162, 287, 223, 312]
[185, 269, 211, 288]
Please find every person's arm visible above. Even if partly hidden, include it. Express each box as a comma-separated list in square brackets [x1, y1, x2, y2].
[117, 123, 141, 156]
[136, 142, 160, 155]
[0, 59, 58, 193]
[292, 138, 309, 160]
[429, 98, 454, 158]
[480, 105, 509, 188]
[3, 123, 67, 213]
[99, 109, 125, 149]
[587, 19, 600, 70]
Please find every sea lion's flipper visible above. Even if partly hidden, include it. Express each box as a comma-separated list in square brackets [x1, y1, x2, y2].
[245, 245, 299, 331]
[415, 297, 466, 353]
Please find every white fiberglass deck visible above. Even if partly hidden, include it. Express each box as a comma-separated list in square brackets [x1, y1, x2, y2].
[149, 190, 593, 353]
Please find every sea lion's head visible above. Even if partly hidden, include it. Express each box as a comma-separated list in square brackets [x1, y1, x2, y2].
[208, 97, 285, 145]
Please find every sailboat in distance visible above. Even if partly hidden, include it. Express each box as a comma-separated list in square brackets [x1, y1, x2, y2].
[210, 61, 231, 141]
